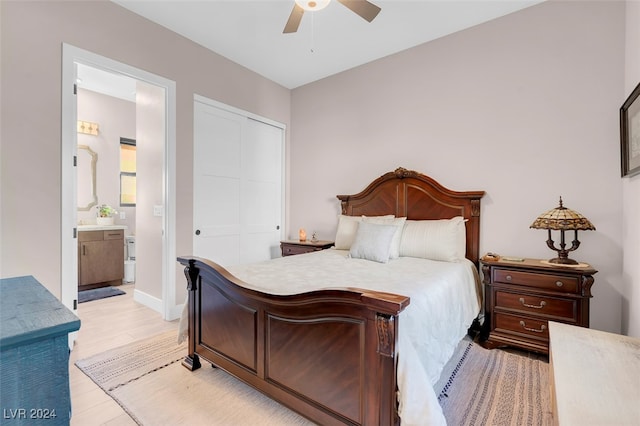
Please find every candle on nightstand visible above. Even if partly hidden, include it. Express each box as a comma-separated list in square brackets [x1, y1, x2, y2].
[299, 228, 306, 242]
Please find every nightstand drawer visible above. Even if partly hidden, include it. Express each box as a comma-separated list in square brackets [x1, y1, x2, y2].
[280, 240, 334, 257]
[493, 268, 579, 293]
[495, 291, 577, 321]
[494, 312, 549, 341]
[282, 245, 315, 256]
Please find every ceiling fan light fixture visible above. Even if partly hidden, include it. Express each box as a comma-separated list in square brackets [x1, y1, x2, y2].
[295, 0, 331, 12]
[284, 0, 380, 33]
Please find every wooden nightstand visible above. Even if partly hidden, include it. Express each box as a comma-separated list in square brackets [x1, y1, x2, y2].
[280, 240, 334, 257]
[480, 257, 596, 354]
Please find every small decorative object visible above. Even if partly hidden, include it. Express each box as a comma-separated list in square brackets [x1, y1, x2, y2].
[96, 204, 117, 226]
[311, 231, 318, 242]
[299, 228, 306, 242]
[620, 81, 640, 177]
[530, 197, 595, 264]
[481, 252, 500, 261]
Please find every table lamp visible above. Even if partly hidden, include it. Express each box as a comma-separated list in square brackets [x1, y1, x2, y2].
[530, 197, 595, 265]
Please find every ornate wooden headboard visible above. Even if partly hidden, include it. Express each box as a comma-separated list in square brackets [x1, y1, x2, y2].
[337, 167, 485, 266]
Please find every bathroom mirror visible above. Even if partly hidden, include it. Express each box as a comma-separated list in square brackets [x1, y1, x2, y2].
[77, 145, 98, 211]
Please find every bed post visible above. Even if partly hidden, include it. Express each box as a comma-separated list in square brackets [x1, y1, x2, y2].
[375, 313, 400, 425]
[182, 259, 202, 371]
[376, 313, 395, 357]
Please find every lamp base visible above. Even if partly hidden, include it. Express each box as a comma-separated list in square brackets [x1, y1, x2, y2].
[548, 257, 579, 265]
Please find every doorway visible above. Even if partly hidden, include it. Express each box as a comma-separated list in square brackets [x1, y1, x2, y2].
[61, 45, 179, 347]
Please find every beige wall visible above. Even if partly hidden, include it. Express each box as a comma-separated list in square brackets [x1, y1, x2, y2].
[135, 81, 164, 301]
[290, 0, 626, 333]
[623, 0, 640, 337]
[76, 88, 136, 232]
[0, 1, 290, 302]
[1, 0, 636, 336]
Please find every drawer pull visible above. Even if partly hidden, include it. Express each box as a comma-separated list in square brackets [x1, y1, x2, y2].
[556, 281, 563, 287]
[505, 275, 512, 281]
[519, 320, 546, 333]
[519, 298, 546, 309]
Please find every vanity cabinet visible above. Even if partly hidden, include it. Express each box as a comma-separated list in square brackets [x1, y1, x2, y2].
[78, 229, 124, 288]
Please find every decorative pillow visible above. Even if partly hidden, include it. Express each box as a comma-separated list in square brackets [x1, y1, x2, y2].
[363, 216, 406, 259]
[399, 217, 466, 262]
[349, 222, 398, 263]
[334, 214, 394, 250]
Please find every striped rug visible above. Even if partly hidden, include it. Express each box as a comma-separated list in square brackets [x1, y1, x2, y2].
[75, 331, 186, 392]
[75, 331, 313, 425]
[76, 331, 551, 425]
[437, 339, 552, 426]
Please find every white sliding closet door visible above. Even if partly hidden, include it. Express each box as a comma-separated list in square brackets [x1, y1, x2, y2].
[193, 98, 284, 266]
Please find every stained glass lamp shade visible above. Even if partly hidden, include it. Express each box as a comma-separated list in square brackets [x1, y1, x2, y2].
[530, 197, 595, 265]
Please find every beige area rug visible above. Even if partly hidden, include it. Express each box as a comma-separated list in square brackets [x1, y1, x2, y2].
[75, 331, 313, 425]
[75, 331, 187, 392]
[437, 338, 552, 426]
[76, 331, 551, 426]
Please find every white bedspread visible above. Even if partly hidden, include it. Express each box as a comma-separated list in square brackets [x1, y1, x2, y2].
[182, 249, 481, 425]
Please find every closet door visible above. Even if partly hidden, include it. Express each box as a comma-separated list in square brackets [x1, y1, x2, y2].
[193, 99, 283, 266]
[242, 117, 284, 263]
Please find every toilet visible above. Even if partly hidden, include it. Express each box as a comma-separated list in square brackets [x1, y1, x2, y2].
[124, 236, 136, 283]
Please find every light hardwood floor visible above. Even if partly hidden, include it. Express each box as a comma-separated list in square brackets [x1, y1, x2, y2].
[69, 284, 179, 425]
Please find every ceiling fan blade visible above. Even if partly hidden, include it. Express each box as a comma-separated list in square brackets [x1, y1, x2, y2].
[337, 0, 381, 22]
[283, 3, 305, 33]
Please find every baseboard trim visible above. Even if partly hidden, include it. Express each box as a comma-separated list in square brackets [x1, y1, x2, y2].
[167, 303, 184, 321]
[133, 289, 162, 314]
[132, 289, 184, 321]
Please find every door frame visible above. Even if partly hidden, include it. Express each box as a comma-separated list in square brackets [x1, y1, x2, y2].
[61, 44, 179, 328]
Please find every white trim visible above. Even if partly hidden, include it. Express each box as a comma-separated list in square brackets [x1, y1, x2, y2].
[61, 49, 78, 350]
[169, 302, 186, 322]
[194, 94, 286, 131]
[61, 44, 179, 331]
[133, 289, 163, 314]
[163, 81, 178, 320]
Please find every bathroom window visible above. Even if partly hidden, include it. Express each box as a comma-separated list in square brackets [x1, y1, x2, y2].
[120, 137, 136, 206]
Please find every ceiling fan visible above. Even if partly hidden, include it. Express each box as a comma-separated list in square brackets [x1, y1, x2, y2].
[283, 0, 381, 34]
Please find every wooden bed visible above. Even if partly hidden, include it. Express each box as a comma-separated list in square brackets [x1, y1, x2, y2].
[177, 167, 484, 425]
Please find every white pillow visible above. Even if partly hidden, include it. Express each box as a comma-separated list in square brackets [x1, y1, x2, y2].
[363, 216, 406, 259]
[399, 217, 466, 262]
[334, 214, 394, 250]
[349, 222, 397, 263]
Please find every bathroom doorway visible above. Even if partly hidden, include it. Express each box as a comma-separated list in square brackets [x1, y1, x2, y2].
[61, 45, 179, 348]
[75, 67, 138, 290]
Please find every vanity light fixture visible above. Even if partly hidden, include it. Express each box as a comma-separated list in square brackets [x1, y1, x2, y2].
[77, 120, 99, 136]
[530, 197, 595, 265]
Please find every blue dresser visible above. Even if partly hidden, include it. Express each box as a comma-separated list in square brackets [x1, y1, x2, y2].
[1, 276, 81, 425]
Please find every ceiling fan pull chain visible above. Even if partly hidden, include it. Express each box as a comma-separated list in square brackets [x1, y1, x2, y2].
[310, 12, 315, 53]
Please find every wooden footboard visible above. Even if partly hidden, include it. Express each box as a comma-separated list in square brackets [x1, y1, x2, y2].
[178, 256, 409, 426]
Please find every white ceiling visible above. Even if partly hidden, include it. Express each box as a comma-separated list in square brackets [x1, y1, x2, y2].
[111, 0, 544, 89]
[77, 63, 137, 102]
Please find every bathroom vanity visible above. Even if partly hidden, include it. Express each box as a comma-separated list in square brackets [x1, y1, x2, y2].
[77, 225, 126, 289]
